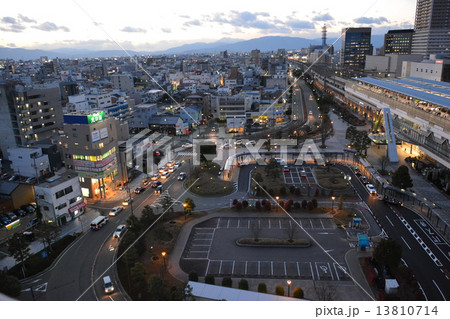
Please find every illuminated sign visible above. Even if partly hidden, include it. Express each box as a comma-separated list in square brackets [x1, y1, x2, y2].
[6, 220, 20, 230]
[87, 112, 105, 124]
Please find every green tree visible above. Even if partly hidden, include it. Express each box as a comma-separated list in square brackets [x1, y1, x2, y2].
[7, 233, 30, 278]
[204, 274, 215, 285]
[275, 285, 285, 296]
[338, 195, 344, 210]
[346, 126, 357, 141]
[222, 277, 232, 287]
[130, 262, 147, 300]
[140, 205, 156, 228]
[148, 275, 169, 300]
[37, 223, 60, 253]
[392, 165, 413, 189]
[126, 214, 141, 236]
[293, 287, 304, 299]
[238, 279, 249, 290]
[373, 238, 402, 271]
[0, 270, 21, 298]
[184, 198, 196, 216]
[188, 271, 198, 282]
[253, 172, 264, 184]
[265, 158, 281, 179]
[257, 282, 267, 293]
[161, 193, 174, 216]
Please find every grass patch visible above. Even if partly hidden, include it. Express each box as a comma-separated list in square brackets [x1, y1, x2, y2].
[8, 235, 77, 279]
[250, 166, 284, 195]
[185, 162, 234, 196]
[314, 166, 350, 190]
[237, 238, 311, 247]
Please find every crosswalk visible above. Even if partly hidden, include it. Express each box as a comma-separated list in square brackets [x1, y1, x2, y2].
[150, 190, 182, 208]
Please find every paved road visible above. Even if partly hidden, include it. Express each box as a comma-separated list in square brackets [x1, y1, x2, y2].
[336, 163, 450, 301]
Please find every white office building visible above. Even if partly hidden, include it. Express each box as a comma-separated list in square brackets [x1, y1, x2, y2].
[8, 147, 50, 178]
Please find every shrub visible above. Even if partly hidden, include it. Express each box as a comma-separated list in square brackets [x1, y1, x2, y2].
[255, 201, 261, 210]
[275, 285, 285, 296]
[258, 282, 267, 293]
[261, 199, 267, 205]
[235, 202, 242, 210]
[301, 200, 307, 209]
[312, 198, 318, 208]
[280, 187, 287, 195]
[238, 279, 249, 290]
[338, 195, 344, 210]
[205, 275, 215, 285]
[293, 202, 301, 209]
[295, 188, 301, 196]
[307, 201, 314, 211]
[289, 186, 296, 194]
[188, 271, 198, 282]
[265, 201, 272, 211]
[222, 277, 232, 287]
[293, 287, 304, 299]
[315, 189, 320, 197]
[242, 200, 249, 208]
[232, 199, 238, 206]
[278, 200, 284, 209]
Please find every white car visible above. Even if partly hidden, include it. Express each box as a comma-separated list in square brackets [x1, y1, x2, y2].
[366, 184, 377, 195]
[220, 143, 230, 150]
[182, 143, 193, 148]
[161, 171, 170, 179]
[109, 206, 123, 216]
[245, 140, 256, 146]
[113, 225, 126, 238]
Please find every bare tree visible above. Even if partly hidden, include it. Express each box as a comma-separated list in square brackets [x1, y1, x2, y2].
[379, 155, 389, 172]
[285, 220, 297, 242]
[313, 281, 336, 301]
[250, 219, 261, 242]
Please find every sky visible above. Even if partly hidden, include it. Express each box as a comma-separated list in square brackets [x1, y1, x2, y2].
[0, 0, 417, 51]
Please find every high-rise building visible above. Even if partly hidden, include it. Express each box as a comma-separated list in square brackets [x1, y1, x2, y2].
[340, 27, 372, 73]
[384, 29, 414, 55]
[0, 81, 63, 158]
[61, 111, 129, 199]
[250, 49, 261, 66]
[412, 0, 450, 58]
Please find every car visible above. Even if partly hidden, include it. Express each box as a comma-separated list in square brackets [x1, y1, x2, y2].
[274, 158, 286, 165]
[174, 162, 181, 168]
[122, 197, 132, 206]
[150, 173, 160, 181]
[359, 176, 369, 184]
[308, 110, 313, 115]
[14, 209, 27, 217]
[353, 167, 361, 176]
[153, 150, 164, 156]
[211, 127, 216, 132]
[6, 212, 18, 221]
[25, 177, 37, 184]
[151, 181, 162, 188]
[113, 225, 126, 238]
[383, 196, 403, 206]
[168, 166, 176, 173]
[109, 206, 123, 216]
[220, 143, 230, 150]
[158, 167, 167, 173]
[234, 140, 243, 148]
[21, 204, 35, 214]
[23, 231, 35, 241]
[283, 166, 290, 172]
[161, 171, 170, 179]
[178, 172, 187, 181]
[300, 169, 307, 177]
[167, 160, 176, 167]
[27, 217, 40, 228]
[1, 173, 9, 180]
[103, 276, 115, 294]
[8, 175, 20, 182]
[181, 143, 193, 148]
[0, 216, 11, 226]
[245, 140, 256, 146]
[142, 180, 150, 186]
[366, 184, 377, 195]
[134, 186, 146, 194]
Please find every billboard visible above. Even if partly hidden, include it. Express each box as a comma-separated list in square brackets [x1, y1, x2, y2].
[92, 130, 101, 143]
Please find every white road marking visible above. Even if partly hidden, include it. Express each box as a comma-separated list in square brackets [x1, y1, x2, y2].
[109, 296, 114, 301]
[432, 280, 446, 301]
[401, 236, 412, 250]
[385, 215, 394, 227]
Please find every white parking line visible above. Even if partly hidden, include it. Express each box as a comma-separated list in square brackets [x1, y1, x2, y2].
[284, 262, 287, 276]
[401, 236, 412, 250]
[310, 219, 313, 228]
[296, 262, 300, 276]
[258, 261, 260, 275]
[217, 218, 220, 228]
[245, 261, 248, 275]
[385, 215, 394, 227]
[271, 261, 274, 276]
[314, 263, 319, 280]
[227, 219, 230, 229]
[268, 219, 271, 229]
[232, 260, 235, 275]
[432, 280, 446, 301]
[248, 220, 250, 229]
[333, 263, 340, 281]
[328, 262, 334, 280]
[237, 219, 240, 228]
[320, 219, 324, 229]
[279, 220, 282, 229]
[205, 260, 211, 275]
[219, 260, 223, 274]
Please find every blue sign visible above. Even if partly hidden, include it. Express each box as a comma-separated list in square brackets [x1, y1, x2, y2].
[41, 251, 48, 258]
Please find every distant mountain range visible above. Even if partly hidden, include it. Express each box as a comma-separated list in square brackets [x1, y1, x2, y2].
[0, 35, 385, 60]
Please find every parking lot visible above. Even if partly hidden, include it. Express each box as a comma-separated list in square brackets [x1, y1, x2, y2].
[283, 166, 317, 187]
[181, 217, 350, 281]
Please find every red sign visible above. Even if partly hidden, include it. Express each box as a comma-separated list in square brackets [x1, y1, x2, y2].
[69, 201, 86, 213]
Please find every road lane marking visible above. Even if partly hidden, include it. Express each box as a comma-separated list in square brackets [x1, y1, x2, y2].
[109, 296, 114, 301]
[296, 262, 300, 277]
[401, 236, 411, 250]
[205, 260, 211, 275]
[385, 215, 394, 227]
[432, 280, 446, 301]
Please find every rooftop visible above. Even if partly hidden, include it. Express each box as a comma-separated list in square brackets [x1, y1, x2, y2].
[357, 77, 450, 109]
[35, 171, 78, 189]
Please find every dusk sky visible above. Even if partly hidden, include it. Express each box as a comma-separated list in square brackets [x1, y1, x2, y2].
[1, 0, 416, 51]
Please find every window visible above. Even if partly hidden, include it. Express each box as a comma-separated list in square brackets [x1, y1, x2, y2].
[55, 190, 65, 199]
[38, 195, 44, 199]
[69, 197, 77, 204]
[64, 186, 73, 195]
[86, 135, 89, 142]
[43, 206, 49, 211]
[56, 203, 67, 210]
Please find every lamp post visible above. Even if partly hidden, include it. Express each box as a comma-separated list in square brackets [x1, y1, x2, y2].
[275, 196, 280, 212]
[161, 251, 167, 268]
[331, 196, 336, 213]
[183, 203, 187, 220]
[127, 187, 134, 216]
[287, 280, 292, 297]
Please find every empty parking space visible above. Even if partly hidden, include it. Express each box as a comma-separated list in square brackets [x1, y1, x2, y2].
[213, 217, 336, 230]
[283, 166, 316, 187]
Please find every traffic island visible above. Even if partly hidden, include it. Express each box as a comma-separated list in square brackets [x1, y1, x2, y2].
[236, 238, 311, 248]
[314, 166, 350, 190]
[184, 162, 234, 196]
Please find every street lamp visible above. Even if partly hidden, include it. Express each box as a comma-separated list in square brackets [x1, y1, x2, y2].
[161, 251, 167, 268]
[287, 280, 292, 297]
[183, 203, 187, 219]
[331, 196, 336, 213]
[275, 196, 280, 212]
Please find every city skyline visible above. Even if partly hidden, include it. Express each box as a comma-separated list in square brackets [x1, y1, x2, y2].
[1, 0, 416, 52]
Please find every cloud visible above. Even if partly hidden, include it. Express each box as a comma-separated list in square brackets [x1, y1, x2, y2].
[0, 25, 26, 32]
[313, 13, 334, 21]
[354, 16, 389, 25]
[179, 15, 190, 19]
[161, 28, 171, 33]
[120, 26, 147, 33]
[18, 14, 36, 23]
[183, 19, 201, 27]
[286, 19, 315, 30]
[32, 22, 70, 32]
[7, 43, 16, 47]
[1, 17, 18, 24]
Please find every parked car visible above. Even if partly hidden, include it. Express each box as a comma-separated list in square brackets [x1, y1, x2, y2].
[122, 197, 132, 206]
[0, 216, 11, 226]
[21, 204, 35, 214]
[151, 181, 162, 188]
[6, 212, 18, 221]
[153, 150, 164, 156]
[300, 169, 307, 177]
[134, 187, 146, 194]
[181, 143, 193, 148]
[366, 184, 377, 195]
[25, 177, 37, 184]
[28, 217, 40, 228]
[113, 225, 126, 239]
[8, 175, 20, 182]
[283, 166, 290, 172]
[109, 206, 123, 217]
[178, 172, 187, 181]
[14, 209, 27, 217]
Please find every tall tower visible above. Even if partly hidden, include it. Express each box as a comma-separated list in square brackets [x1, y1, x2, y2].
[412, 0, 450, 58]
[322, 24, 327, 48]
[340, 27, 372, 74]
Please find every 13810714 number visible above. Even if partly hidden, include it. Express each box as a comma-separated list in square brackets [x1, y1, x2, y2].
[376, 306, 438, 316]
